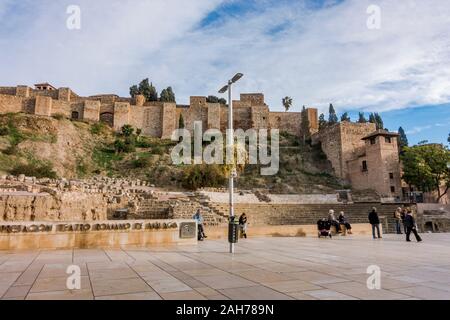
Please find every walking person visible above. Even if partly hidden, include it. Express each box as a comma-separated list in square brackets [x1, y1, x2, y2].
[401, 207, 408, 234]
[394, 207, 403, 234]
[193, 209, 207, 241]
[368, 207, 382, 239]
[239, 213, 248, 239]
[405, 211, 422, 242]
[338, 211, 352, 234]
[328, 209, 341, 234]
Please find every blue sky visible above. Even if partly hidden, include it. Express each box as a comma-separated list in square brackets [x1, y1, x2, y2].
[0, 0, 449, 145]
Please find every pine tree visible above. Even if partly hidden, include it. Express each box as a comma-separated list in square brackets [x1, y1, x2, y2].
[374, 113, 384, 130]
[160, 87, 176, 102]
[318, 113, 327, 130]
[358, 112, 367, 123]
[301, 106, 310, 143]
[369, 113, 376, 125]
[179, 114, 185, 129]
[340, 112, 351, 122]
[328, 104, 338, 124]
[129, 85, 139, 98]
[398, 127, 408, 152]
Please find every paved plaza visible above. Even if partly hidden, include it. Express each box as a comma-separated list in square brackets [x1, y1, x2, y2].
[1, 234, 450, 300]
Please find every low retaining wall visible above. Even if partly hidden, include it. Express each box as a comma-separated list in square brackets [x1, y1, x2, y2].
[0, 219, 197, 250]
[204, 223, 382, 239]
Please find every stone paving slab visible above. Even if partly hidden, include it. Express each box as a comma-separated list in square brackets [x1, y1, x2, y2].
[1, 234, 450, 300]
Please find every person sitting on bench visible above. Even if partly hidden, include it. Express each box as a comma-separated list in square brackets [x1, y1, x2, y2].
[328, 209, 341, 234]
[338, 211, 353, 234]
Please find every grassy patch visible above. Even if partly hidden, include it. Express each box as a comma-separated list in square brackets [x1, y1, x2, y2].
[92, 147, 123, 173]
[10, 161, 57, 179]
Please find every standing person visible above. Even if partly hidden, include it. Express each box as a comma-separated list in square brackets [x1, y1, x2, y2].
[405, 211, 422, 242]
[239, 213, 248, 239]
[368, 207, 382, 239]
[401, 207, 408, 234]
[394, 207, 403, 234]
[328, 209, 341, 234]
[338, 211, 352, 234]
[193, 209, 207, 241]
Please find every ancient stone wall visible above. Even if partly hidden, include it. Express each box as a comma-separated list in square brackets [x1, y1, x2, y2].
[83, 100, 101, 122]
[51, 99, 72, 118]
[0, 85, 310, 139]
[207, 103, 221, 130]
[113, 102, 130, 131]
[269, 112, 302, 136]
[0, 94, 23, 114]
[34, 96, 52, 116]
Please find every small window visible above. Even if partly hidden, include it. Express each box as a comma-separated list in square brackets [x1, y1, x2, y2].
[370, 138, 376, 145]
[362, 161, 368, 172]
[390, 186, 396, 193]
[389, 173, 394, 179]
[262, 117, 266, 120]
[385, 137, 392, 143]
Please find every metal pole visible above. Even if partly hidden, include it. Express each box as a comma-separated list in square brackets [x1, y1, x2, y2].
[228, 81, 234, 254]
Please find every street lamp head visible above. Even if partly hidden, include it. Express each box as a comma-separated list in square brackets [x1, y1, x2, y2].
[231, 73, 244, 83]
[218, 85, 229, 94]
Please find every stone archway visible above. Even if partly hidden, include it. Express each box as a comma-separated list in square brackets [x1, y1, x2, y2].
[100, 112, 114, 127]
[71, 111, 79, 120]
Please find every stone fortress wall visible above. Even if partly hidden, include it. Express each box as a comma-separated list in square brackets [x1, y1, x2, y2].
[0, 84, 317, 139]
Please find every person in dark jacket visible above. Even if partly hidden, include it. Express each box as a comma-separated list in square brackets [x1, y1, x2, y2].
[239, 213, 248, 239]
[404, 211, 422, 242]
[368, 207, 382, 239]
[338, 211, 352, 234]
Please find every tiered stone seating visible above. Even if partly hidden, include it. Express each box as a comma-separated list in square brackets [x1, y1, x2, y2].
[205, 202, 404, 233]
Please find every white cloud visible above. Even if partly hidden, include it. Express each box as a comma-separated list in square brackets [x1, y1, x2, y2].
[1, 0, 450, 114]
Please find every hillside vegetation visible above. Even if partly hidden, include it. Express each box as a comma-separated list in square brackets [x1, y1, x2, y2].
[0, 113, 343, 193]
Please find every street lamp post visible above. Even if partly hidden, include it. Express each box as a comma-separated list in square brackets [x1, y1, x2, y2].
[219, 73, 243, 254]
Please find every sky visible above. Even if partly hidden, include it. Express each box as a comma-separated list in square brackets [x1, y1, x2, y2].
[0, 0, 449, 145]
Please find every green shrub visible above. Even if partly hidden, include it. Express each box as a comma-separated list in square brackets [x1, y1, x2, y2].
[132, 156, 151, 168]
[151, 145, 164, 155]
[136, 139, 152, 148]
[91, 122, 107, 135]
[11, 162, 57, 179]
[181, 164, 227, 190]
[0, 126, 9, 136]
[52, 113, 65, 120]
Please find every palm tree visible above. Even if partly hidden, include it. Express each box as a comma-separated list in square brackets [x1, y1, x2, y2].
[282, 96, 293, 112]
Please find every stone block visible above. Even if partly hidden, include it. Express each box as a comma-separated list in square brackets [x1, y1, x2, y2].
[34, 95, 52, 116]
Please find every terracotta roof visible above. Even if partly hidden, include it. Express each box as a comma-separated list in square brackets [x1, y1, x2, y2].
[362, 130, 399, 140]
